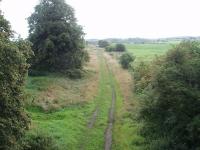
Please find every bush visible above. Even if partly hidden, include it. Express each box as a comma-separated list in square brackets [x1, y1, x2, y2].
[119, 52, 135, 69]
[22, 133, 58, 150]
[105, 45, 115, 52]
[98, 40, 109, 48]
[115, 44, 126, 51]
[0, 11, 33, 149]
[138, 41, 200, 149]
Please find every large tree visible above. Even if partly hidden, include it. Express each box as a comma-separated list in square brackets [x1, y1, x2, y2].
[0, 8, 32, 150]
[28, 0, 87, 72]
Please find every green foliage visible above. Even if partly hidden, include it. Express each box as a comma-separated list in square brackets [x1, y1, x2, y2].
[137, 41, 200, 149]
[98, 40, 109, 48]
[115, 43, 126, 52]
[0, 11, 32, 149]
[119, 52, 135, 69]
[105, 45, 115, 52]
[28, 0, 88, 73]
[21, 133, 58, 150]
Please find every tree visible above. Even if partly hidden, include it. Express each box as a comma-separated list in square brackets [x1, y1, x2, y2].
[115, 43, 126, 51]
[0, 10, 32, 149]
[28, 0, 87, 72]
[139, 41, 200, 149]
[98, 40, 109, 48]
[119, 52, 135, 69]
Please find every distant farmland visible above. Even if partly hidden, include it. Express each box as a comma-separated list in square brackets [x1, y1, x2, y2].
[126, 43, 175, 62]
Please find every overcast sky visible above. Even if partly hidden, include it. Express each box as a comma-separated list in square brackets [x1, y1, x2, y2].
[1, 0, 200, 39]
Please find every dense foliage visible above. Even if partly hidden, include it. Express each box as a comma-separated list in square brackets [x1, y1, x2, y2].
[105, 43, 126, 52]
[115, 43, 126, 51]
[135, 41, 200, 149]
[119, 52, 135, 69]
[98, 40, 109, 48]
[0, 11, 32, 149]
[28, 0, 88, 72]
[22, 133, 58, 150]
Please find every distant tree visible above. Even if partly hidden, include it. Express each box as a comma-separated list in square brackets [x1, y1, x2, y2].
[98, 40, 109, 48]
[115, 43, 126, 51]
[0, 10, 32, 149]
[105, 45, 115, 52]
[119, 52, 135, 69]
[28, 0, 88, 72]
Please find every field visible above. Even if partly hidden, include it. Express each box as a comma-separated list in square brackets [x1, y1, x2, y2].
[126, 43, 174, 62]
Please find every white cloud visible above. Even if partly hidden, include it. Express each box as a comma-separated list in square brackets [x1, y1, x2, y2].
[1, 0, 200, 39]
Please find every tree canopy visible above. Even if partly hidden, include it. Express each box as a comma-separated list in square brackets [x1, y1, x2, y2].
[28, 0, 87, 72]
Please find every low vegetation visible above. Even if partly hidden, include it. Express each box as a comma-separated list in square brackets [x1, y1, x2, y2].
[98, 40, 110, 48]
[105, 43, 126, 52]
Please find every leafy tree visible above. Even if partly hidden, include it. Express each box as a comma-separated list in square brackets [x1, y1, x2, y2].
[28, 0, 87, 72]
[139, 41, 200, 149]
[0, 10, 32, 149]
[119, 52, 135, 69]
[98, 40, 109, 48]
[105, 45, 115, 52]
[115, 43, 126, 51]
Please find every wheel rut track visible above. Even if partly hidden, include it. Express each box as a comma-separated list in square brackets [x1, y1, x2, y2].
[104, 56, 116, 150]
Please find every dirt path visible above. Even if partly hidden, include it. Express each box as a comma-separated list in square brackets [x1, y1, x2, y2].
[88, 107, 99, 128]
[104, 57, 117, 150]
[104, 86, 116, 150]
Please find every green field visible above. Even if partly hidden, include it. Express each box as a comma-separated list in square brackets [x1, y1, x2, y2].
[126, 43, 175, 62]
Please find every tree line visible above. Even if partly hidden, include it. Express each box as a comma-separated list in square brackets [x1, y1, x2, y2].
[0, 0, 88, 149]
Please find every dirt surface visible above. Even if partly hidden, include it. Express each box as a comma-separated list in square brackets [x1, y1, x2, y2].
[88, 107, 99, 128]
[104, 86, 116, 150]
[104, 57, 117, 150]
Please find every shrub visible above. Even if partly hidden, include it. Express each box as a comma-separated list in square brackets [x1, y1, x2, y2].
[115, 44, 126, 51]
[22, 133, 58, 150]
[105, 45, 115, 52]
[119, 52, 135, 69]
[98, 40, 109, 48]
[138, 41, 200, 149]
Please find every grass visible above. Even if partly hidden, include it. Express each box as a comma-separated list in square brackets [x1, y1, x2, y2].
[25, 48, 122, 149]
[25, 71, 97, 111]
[126, 43, 174, 62]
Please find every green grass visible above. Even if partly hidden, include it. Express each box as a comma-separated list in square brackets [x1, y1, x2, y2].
[25, 49, 120, 149]
[126, 43, 174, 62]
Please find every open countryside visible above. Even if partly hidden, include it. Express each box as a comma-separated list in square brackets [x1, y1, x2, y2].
[1, 0, 200, 150]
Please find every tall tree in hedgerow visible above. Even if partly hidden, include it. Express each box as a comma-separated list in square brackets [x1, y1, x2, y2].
[28, 0, 88, 72]
[0, 9, 32, 149]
